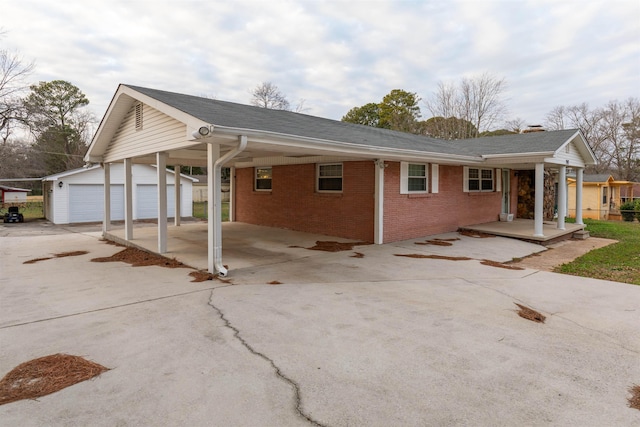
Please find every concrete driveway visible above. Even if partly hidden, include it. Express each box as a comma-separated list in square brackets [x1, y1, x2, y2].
[1, 224, 639, 426]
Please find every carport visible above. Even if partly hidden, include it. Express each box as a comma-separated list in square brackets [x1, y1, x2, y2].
[84, 85, 594, 277]
[103, 221, 368, 272]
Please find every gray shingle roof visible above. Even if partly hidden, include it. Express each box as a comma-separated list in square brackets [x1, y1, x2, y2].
[126, 85, 580, 158]
[583, 174, 613, 182]
[451, 129, 582, 156]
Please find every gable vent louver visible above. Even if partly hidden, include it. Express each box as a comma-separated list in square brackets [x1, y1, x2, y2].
[135, 102, 143, 130]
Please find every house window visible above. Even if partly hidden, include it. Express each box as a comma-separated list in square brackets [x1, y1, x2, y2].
[602, 187, 608, 205]
[317, 163, 342, 192]
[400, 162, 438, 194]
[408, 164, 427, 192]
[255, 167, 272, 191]
[135, 102, 143, 130]
[465, 167, 494, 192]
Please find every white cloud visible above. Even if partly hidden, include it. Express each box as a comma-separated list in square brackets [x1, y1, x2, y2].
[2, 0, 638, 128]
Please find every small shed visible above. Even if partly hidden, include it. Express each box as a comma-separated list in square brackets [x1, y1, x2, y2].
[0, 185, 31, 205]
[43, 164, 196, 224]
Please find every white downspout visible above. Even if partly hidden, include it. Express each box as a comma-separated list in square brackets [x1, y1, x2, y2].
[212, 135, 247, 276]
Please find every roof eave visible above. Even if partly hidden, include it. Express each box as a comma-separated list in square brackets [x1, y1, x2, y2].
[209, 124, 484, 164]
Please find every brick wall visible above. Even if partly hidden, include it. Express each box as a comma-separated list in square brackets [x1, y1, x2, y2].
[235, 161, 509, 243]
[235, 161, 375, 241]
[383, 163, 504, 242]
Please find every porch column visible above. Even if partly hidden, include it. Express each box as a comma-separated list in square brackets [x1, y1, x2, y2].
[157, 152, 168, 253]
[575, 168, 584, 225]
[534, 163, 544, 237]
[229, 166, 235, 222]
[174, 165, 181, 226]
[207, 143, 221, 274]
[103, 163, 111, 233]
[124, 158, 133, 240]
[557, 165, 566, 230]
[374, 160, 385, 244]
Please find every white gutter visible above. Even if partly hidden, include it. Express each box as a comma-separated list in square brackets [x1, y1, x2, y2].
[211, 135, 247, 276]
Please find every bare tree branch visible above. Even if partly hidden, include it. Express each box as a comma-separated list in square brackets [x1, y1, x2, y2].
[250, 82, 290, 110]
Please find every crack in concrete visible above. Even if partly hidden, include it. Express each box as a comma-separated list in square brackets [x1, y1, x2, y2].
[0, 287, 217, 329]
[208, 286, 326, 427]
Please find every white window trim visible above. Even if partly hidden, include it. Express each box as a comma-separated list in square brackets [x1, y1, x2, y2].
[316, 163, 343, 193]
[431, 164, 439, 194]
[463, 167, 496, 192]
[255, 167, 272, 191]
[401, 162, 430, 194]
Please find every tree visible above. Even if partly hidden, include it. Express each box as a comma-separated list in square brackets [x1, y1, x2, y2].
[418, 116, 478, 139]
[23, 80, 93, 174]
[609, 98, 640, 181]
[0, 35, 35, 142]
[341, 103, 381, 127]
[250, 82, 290, 110]
[341, 89, 421, 133]
[425, 73, 508, 138]
[545, 98, 640, 180]
[503, 117, 526, 134]
[378, 89, 421, 132]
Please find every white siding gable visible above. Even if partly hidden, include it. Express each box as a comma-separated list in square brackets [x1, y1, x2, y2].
[555, 141, 586, 168]
[102, 103, 187, 163]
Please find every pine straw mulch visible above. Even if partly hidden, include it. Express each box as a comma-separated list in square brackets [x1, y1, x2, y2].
[267, 280, 283, 285]
[188, 270, 232, 283]
[350, 252, 365, 258]
[394, 254, 523, 270]
[480, 259, 524, 270]
[629, 385, 640, 410]
[298, 240, 371, 252]
[514, 303, 546, 323]
[23, 251, 89, 265]
[415, 238, 460, 247]
[395, 254, 473, 261]
[458, 229, 496, 238]
[0, 354, 109, 406]
[91, 247, 188, 269]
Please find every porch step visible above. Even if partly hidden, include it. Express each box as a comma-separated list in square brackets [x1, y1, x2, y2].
[572, 230, 590, 240]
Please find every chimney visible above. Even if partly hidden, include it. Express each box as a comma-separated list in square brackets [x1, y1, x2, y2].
[522, 125, 546, 133]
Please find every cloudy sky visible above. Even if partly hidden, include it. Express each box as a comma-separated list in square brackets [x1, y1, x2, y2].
[3, 0, 639, 130]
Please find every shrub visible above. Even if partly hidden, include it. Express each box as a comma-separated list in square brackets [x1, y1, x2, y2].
[620, 201, 636, 221]
[636, 199, 640, 222]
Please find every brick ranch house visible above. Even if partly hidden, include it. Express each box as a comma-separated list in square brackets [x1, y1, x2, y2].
[84, 85, 597, 275]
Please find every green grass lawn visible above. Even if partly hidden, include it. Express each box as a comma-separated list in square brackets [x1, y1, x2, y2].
[192, 201, 229, 221]
[557, 219, 640, 285]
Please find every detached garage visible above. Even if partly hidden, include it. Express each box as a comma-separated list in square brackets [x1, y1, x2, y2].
[43, 164, 195, 224]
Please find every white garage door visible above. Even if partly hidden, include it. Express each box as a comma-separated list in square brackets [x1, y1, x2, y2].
[136, 184, 176, 219]
[68, 184, 124, 223]
[110, 185, 125, 221]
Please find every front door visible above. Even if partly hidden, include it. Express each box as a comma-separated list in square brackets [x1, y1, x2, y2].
[502, 169, 511, 213]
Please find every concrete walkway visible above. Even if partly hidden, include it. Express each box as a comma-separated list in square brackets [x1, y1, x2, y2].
[1, 226, 639, 426]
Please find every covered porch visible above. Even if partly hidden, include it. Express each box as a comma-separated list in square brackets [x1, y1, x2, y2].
[461, 218, 586, 244]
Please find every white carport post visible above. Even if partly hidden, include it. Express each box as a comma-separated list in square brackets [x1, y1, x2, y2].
[174, 165, 181, 226]
[374, 160, 385, 244]
[229, 166, 236, 222]
[124, 158, 133, 240]
[533, 163, 545, 237]
[557, 165, 566, 230]
[103, 163, 111, 233]
[157, 152, 168, 253]
[575, 168, 584, 225]
[207, 143, 221, 274]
